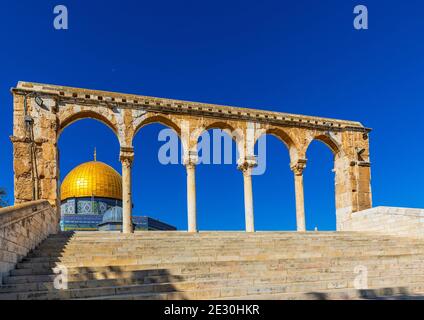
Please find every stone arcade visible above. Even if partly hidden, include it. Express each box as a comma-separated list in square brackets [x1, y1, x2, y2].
[10, 81, 372, 233]
[3, 82, 424, 300]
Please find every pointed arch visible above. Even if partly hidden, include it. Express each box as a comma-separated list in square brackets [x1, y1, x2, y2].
[255, 127, 299, 164]
[306, 134, 341, 156]
[258, 128, 295, 149]
[58, 110, 119, 141]
[134, 115, 181, 138]
[195, 126, 245, 230]
[304, 139, 338, 231]
[203, 121, 243, 142]
[194, 121, 244, 164]
[132, 121, 186, 230]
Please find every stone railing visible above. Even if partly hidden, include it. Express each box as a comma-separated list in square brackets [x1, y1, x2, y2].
[339, 206, 424, 237]
[0, 200, 59, 284]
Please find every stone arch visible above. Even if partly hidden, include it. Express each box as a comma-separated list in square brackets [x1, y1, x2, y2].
[58, 110, 120, 142]
[130, 113, 186, 230]
[204, 121, 237, 132]
[134, 114, 181, 136]
[57, 110, 122, 198]
[56, 112, 122, 219]
[133, 114, 182, 139]
[132, 114, 184, 158]
[252, 132, 297, 231]
[254, 127, 298, 164]
[194, 121, 245, 231]
[306, 133, 342, 157]
[195, 121, 245, 164]
[202, 121, 243, 141]
[303, 133, 343, 231]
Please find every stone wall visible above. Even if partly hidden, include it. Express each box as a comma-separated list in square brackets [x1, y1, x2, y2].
[339, 206, 424, 237]
[0, 200, 59, 284]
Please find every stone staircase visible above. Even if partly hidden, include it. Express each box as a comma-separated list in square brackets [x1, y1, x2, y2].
[1, 231, 424, 300]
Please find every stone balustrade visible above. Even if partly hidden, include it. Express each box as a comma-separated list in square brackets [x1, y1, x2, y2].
[0, 200, 59, 284]
[339, 206, 424, 237]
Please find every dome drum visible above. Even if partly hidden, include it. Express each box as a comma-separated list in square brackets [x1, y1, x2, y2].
[61, 197, 122, 215]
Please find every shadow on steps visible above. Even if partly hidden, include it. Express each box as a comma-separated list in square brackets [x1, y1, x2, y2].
[4, 230, 424, 300]
[306, 287, 424, 300]
[1, 232, 188, 300]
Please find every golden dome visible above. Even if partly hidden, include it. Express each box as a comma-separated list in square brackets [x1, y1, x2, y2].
[61, 161, 122, 201]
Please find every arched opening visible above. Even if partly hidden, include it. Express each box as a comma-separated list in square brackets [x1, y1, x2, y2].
[134, 115, 182, 138]
[132, 122, 185, 230]
[304, 139, 337, 231]
[59, 110, 118, 140]
[196, 128, 244, 230]
[253, 134, 296, 230]
[58, 118, 121, 231]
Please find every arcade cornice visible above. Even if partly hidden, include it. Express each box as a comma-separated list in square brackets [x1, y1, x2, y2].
[12, 81, 371, 133]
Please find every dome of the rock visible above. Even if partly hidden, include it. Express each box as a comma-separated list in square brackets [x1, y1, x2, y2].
[59, 152, 176, 232]
[60, 161, 122, 201]
[60, 158, 123, 231]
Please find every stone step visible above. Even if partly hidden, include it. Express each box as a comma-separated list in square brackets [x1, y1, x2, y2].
[39, 235, 424, 244]
[26, 242, 424, 253]
[4, 231, 424, 300]
[5, 268, 424, 291]
[44, 243, 419, 251]
[95, 286, 424, 300]
[216, 287, 424, 300]
[21, 251, 424, 266]
[29, 243, 424, 253]
[43, 232, 422, 238]
[0, 271, 232, 293]
[80, 278, 424, 300]
[27, 250, 424, 260]
[38, 239, 423, 247]
[39, 233, 419, 240]
[5, 260, 424, 286]
[31, 234, 424, 244]
[3, 275, 424, 300]
[18, 254, 424, 272]
[12, 254, 424, 276]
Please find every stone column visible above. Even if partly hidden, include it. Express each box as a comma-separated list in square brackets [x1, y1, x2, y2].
[120, 148, 134, 234]
[291, 159, 307, 232]
[238, 159, 257, 233]
[184, 152, 198, 232]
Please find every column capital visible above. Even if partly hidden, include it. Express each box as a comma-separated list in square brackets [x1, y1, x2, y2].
[120, 146, 134, 167]
[183, 150, 198, 168]
[237, 155, 257, 174]
[290, 159, 307, 176]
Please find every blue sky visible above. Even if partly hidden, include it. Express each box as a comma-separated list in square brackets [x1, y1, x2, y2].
[0, 1, 423, 230]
